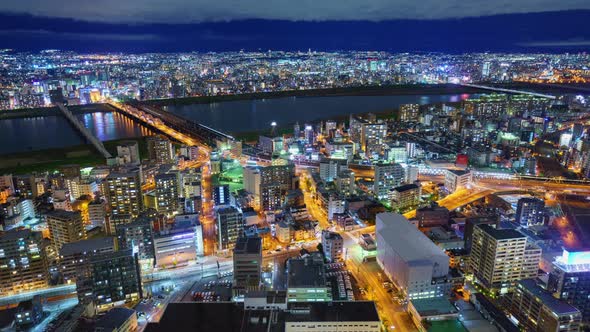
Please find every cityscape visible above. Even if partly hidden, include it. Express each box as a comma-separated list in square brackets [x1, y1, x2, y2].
[2, 2, 590, 332]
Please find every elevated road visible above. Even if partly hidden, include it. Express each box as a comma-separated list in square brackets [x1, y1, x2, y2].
[118, 101, 235, 149]
[56, 103, 112, 159]
[459, 83, 556, 99]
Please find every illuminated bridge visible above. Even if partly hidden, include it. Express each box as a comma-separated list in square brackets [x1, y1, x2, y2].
[128, 101, 235, 147]
[459, 83, 556, 99]
[57, 103, 113, 159]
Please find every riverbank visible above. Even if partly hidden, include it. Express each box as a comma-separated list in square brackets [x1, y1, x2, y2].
[145, 83, 484, 107]
[0, 138, 148, 175]
[0, 104, 112, 120]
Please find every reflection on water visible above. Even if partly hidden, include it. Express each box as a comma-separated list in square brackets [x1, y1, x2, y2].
[164, 94, 477, 133]
[78, 112, 153, 141]
[0, 111, 153, 155]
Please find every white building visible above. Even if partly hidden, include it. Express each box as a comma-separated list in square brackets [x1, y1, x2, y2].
[376, 213, 450, 300]
[389, 184, 421, 211]
[444, 169, 472, 193]
[373, 163, 405, 200]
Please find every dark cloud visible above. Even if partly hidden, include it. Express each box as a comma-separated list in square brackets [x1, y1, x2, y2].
[1, 0, 589, 23]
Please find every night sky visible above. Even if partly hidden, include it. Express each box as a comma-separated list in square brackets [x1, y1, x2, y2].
[0, 0, 589, 53]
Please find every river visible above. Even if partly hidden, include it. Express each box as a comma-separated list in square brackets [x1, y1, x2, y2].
[0, 93, 476, 155]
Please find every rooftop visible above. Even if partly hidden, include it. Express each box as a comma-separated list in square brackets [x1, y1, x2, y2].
[95, 307, 136, 330]
[59, 237, 116, 256]
[393, 183, 420, 192]
[284, 301, 380, 323]
[411, 298, 458, 317]
[286, 253, 326, 289]
[234, 236, 262, 255]
[376, 213, 449, 264]
[517, 279, 580, 316]
[477, 224, 525, 240]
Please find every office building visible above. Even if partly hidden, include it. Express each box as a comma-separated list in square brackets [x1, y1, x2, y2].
[469, 225, 541, 293]
[286, 253, 331, 302]
[233, 236, 262, 294]
[509, 279, 581, 332]
[260, 164, 295, 191]
[106, 171, 143, 217]
[321, 230, 343, 262]
[376, 213, 451, 300]
[154, 214, 203, 268]
[155, 173, 179, 216]
[444, 169, 472, 193]
[373, 163, 405, 200]
[59, 237, 118, 284]
[389, 183, 421, 211]
[0, 229, 49, 296]
[548, 249, 590, 323]
[76, 248, 142, 312]
[47, 209, 86, 252]
[147, 136, 175, 164]
[243, 166, 261, 198]
[515, 197, 545, 228]
[216, 206, 244, 251]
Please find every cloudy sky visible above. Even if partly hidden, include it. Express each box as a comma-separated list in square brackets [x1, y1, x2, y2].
[0, 0, 589, 52]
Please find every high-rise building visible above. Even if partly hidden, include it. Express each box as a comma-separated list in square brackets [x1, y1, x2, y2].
[155, 173, 179, 216]
[360, 121, 387, 155]
[59, 237, 117, 284]
[509, 279, 581, 332]
[319, 159, 340, 182]
[216, 206, 244, 251]
[46, 210, 86, 252]
[233, 236, 262, 295]
[321, 230, 343, 262]
[548, 249, 590, 323]
[515, 197, 545, 228]
[0, 229, 49, 296]
[147, 136, 175, 164]
[88, 199, 107, 228]
[260, 184, 283, 212]
[116, 216, 155, 269]
[259, 164, 295, 191]
[75, 248, 142, 312]
[469, 225, 541, 293]
[399, 104, 420, 122]
[106, 171, 143, 218]
[376, 213, 451, 300]
[373, 163, 405, 200]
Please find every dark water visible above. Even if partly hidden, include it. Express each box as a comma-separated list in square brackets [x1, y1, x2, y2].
[0, 94, 477, 154]
[0, 111, 152, 155]
[163, 94, 477, 133]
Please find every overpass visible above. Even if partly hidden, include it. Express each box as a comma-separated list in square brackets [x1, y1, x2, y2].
[109, 101, 235, 149]
[56, 103, 112, 159]
[0, 284, 76, 306]
[460, 83, 556, 99]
